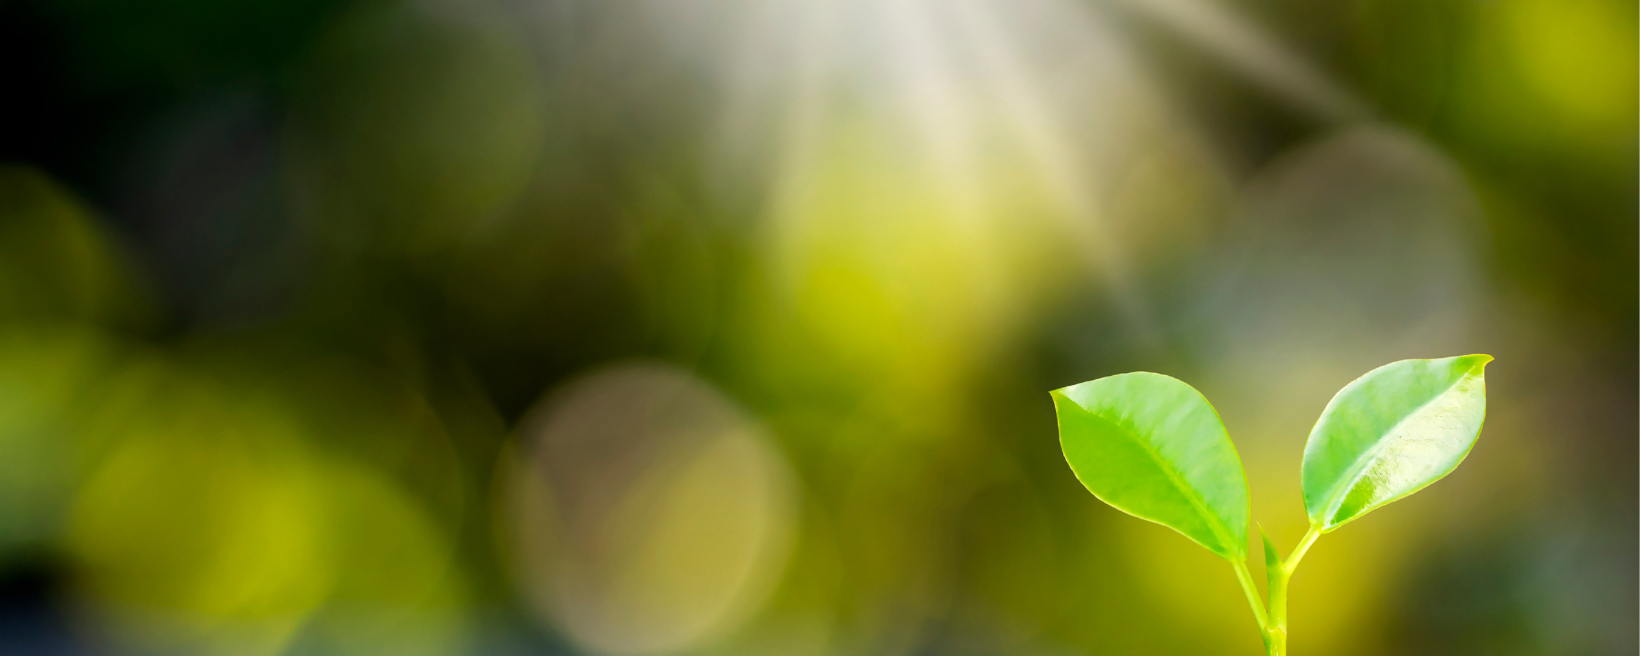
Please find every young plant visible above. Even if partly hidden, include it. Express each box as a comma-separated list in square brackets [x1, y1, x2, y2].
[1051, 355, 1491, 655]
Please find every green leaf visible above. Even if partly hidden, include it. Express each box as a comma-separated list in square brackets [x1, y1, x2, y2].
[1301, 355, 1492, 532]
[1260, 524, 1280, 595]
[1052, 372, 1249, 559]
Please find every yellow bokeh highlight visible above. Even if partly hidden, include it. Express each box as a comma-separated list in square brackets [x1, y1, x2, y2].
[58, 353, 470, 656]
[761, 110, 1082, 413]
[1503, 0, 1637, 127]
[66, 367, 333, 656]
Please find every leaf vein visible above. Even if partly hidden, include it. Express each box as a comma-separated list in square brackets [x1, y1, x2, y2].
[1317, 371, 1474, 525]
[1085, 410, 1237, 556]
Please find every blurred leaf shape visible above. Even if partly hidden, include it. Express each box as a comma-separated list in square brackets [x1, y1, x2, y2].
[509, 363, 795, 655]
[0, 324, 122, 554]
[0, 167, 147, 560]
[1052, 372, 1248, 559]
[0, 166, 150, 325]
[1302, 355, 1491, 532]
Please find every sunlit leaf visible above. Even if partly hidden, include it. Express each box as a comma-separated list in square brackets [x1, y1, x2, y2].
[1052, 372, 1249, 559]
[1301, 355, 1491, 532]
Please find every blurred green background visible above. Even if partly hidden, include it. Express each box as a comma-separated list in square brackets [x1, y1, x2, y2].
[0, 0, 1633, 654]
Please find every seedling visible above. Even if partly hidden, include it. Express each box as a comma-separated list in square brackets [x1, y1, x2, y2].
[1051, 355, 1491, 655]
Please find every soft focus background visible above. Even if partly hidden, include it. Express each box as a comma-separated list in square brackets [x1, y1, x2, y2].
[0, 0, 1634, 654]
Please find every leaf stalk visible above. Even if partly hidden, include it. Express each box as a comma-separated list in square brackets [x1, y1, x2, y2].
[1232, 559, 1269, 632]
[1248, 525, 1322, 656]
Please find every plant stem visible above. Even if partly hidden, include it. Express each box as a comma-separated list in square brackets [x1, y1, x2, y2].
[1262, 525, 1322, 656]
[1232, 559, 1269, 633]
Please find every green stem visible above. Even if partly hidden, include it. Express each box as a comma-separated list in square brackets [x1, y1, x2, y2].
[1263, 525, 1322, 656]
[1232, 558, 1269, 633]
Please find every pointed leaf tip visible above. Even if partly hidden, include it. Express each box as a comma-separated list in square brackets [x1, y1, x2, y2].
[1260, 524, 1280, 599]
[1260, 525, 1279, 572]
